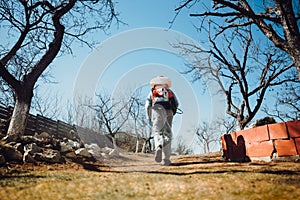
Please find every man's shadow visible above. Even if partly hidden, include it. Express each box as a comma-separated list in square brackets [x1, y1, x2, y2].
[223, 134, 250, 162]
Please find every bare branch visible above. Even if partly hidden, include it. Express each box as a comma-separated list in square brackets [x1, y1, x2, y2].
[176, 0, 300, 79]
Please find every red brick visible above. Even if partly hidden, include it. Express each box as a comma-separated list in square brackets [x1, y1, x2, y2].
[274, 140, 297, 157]
[236, 125, 269, 143]
[221, 135, 227, 151]
[286, 120, 300, 138]
[294, 138, 300, 155]
[268, 122, 288, 140]
[246, 140, 274, 157]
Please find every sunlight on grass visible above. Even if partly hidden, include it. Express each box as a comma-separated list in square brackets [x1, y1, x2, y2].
[1, 169, 300, 200]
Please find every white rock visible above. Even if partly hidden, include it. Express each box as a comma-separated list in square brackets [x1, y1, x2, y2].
[75, 148, 92, 158]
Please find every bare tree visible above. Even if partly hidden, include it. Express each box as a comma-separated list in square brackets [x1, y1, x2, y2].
[69, 96, 99, 131]
[215, 116, 237, 135]
[62, 100, 75, 125]
[31, 90, 62, 120]
[262, 83, 300, 121]
[175, 0, 300, 79]
[176, 27, 297, 129]
[140, 119, 153, 153]
[0, 0, 119, 141]
[174, 136, 193, 155]
[128, 89, 154, 153]
[195, 121, 221, 154]
[129, 96, 145, 153]
[91, 93, 134, 151]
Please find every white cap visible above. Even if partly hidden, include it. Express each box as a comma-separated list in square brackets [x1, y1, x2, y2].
[150, 75, 171, 88]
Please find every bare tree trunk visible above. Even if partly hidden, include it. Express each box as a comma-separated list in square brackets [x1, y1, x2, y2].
[273, 0, 300, 80]
[135, 137, 139, 153]
[7, 100, 30, 137]
[135, 121, 139, 153]
[148, 139, 152, 152]
[206, 141, 210, 153]
[237, 118, 246, 131]
[141, 140, 147, 153]
[6, 87, 33, 140]
[111, 136, 118, 150]
[203, 143, 207, 154]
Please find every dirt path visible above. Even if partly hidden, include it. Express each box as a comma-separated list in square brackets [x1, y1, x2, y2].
[100, 151, 168, 172]
[98, 151, 233, 174]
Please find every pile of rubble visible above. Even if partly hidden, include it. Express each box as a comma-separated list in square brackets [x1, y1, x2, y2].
[0, 131, 117, 166]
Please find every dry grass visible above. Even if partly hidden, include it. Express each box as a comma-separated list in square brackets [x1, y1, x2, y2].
[0, 152, 299, 200]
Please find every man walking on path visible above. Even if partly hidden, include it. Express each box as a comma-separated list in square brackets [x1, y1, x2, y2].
[145, 76, 178, 166]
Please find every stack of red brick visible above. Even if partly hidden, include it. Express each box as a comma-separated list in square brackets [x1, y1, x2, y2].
[221, 120, 300, 161]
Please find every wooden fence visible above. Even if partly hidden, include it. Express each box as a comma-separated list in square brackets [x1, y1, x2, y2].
[0, 106, 143, 150]
[0, 105, 77, 140]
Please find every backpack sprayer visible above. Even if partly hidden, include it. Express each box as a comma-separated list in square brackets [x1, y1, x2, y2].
[150, 75, 183, 115]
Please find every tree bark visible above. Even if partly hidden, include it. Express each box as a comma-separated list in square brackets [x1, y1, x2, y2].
[7, 100, 30, 137]
[6, 87, 33, 139]
[274, 0, 300, 79]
